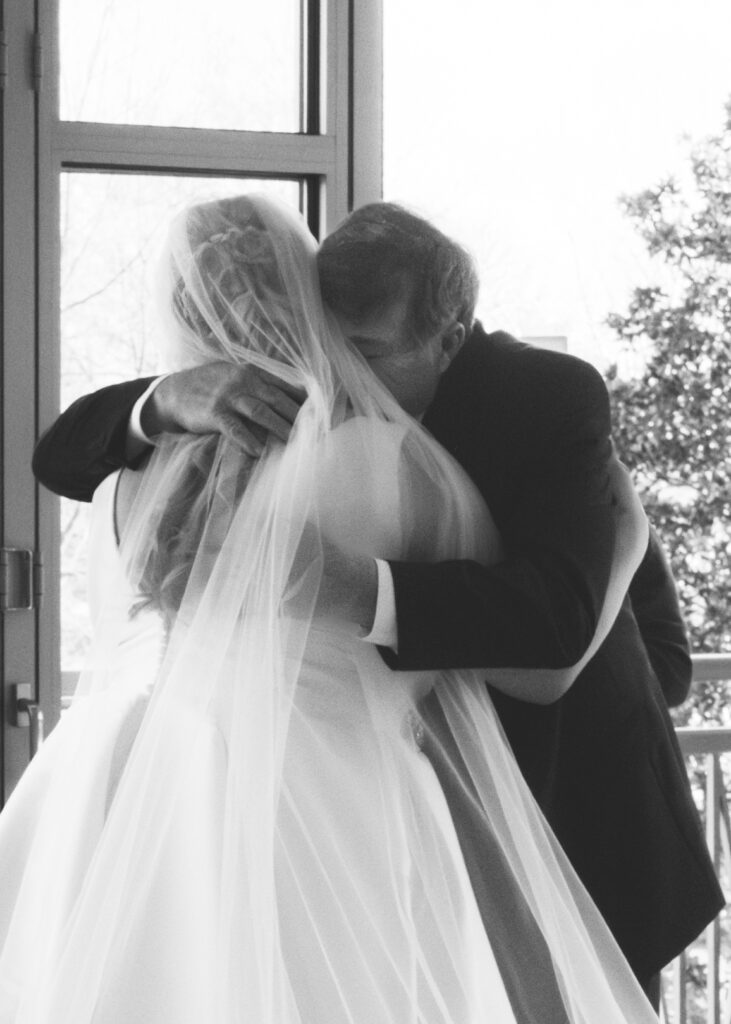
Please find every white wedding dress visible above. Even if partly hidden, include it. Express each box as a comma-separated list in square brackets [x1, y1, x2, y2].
[0, 419, 516, 1024]
[0, 193, 657, 1024]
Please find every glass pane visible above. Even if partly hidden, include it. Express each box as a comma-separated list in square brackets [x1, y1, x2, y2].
[59, 0, 302, 132]
[60, 173, 302, 689]
[384, 0, 731, 370]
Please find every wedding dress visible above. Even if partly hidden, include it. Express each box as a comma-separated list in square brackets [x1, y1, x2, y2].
[0, 194, 657, 1023]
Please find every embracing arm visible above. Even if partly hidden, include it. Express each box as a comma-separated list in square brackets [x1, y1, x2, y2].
[33, 363, 305, 502]
[457, 452, 647, 704]
[32, 378, 156, 501]
[384, 348, 645, 690]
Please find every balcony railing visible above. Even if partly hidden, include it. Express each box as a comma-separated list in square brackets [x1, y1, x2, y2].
[662, 653, 731, 1024]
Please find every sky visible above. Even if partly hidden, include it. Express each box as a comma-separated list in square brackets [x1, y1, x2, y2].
[384, 0, 731, 368]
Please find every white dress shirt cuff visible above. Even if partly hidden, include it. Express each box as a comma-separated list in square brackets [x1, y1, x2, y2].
[128, 375, 168, 445]
[363, 558, 398, 652]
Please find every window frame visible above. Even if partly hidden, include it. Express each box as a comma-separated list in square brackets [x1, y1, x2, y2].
[1, 0, 383, 800]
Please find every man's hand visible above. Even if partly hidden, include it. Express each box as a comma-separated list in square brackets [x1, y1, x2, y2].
[141, 363, 306, 456]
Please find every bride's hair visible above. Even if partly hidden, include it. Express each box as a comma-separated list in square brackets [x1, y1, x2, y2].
[162, 195, 303, 370]
[133, 194, 318, 621]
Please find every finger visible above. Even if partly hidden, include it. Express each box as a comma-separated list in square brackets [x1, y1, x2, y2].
[277, 380, 308, 403]
[259, 384, 306, 427]
[218, 412, 266, 457]
[229, 390, 303, 443]
[247, 364, 307, 403]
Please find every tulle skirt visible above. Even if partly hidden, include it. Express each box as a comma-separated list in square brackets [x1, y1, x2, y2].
[0, 626, 517, 1023]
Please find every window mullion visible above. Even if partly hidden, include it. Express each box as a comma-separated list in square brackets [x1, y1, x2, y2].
[50, 123, 337, 178]
[2, 0, 42, 801]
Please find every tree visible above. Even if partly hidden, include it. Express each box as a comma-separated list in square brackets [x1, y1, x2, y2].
[606, 98, 731, 726]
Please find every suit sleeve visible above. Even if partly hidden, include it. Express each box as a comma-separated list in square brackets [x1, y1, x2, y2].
[385, 353, 617, 671]
[32, 378, 156, 501]
[629, 525, 692, 707]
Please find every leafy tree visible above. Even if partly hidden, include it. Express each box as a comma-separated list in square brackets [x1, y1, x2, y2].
[606, 98, 731, 726]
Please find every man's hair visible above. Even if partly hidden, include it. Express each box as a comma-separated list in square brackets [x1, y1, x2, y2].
[316, 202, 479, 344]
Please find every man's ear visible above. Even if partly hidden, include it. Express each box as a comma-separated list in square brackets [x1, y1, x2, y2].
[437, 323, 466, 373]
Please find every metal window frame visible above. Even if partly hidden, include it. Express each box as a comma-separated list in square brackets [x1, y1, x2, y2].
[1, 0, 382, 799]
[1, 0, 41, 800]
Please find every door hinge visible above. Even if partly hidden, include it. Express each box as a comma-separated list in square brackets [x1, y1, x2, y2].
[0, 549, 44, 612]
[11, 683, 45, 757]
[32, 31, 43, 92]
[0, 31, 7, 91]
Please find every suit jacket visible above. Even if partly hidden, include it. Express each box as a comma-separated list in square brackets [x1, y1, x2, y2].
[629, 525, 692, 708]
[32, 327, 723, 985]
[390, 326, 723, 983]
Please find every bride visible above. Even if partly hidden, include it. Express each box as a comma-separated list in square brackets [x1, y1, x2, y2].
[0, 194, 656, 1023]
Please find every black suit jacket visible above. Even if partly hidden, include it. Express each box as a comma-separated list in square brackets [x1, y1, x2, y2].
[32, 327, 723, 985]
[629, 525, 692, 708]
[390, 327, 723, 982]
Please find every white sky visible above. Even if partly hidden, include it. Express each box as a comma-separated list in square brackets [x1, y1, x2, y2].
[384, 0, 731, 367]
[60, 0, 299, 130]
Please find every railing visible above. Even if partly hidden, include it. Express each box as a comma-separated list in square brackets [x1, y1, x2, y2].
[662, 653, 731, 1024]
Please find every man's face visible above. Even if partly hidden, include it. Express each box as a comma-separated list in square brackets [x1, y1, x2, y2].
[333, 297, 460, 418]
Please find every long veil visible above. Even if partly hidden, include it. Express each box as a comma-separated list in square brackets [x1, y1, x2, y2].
[0, 194, 657, 1023]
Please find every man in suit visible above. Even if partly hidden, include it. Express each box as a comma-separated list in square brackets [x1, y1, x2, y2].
[33, 202, 723, 1009]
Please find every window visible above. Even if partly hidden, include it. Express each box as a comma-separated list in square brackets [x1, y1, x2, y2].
[1, 0, 382, 798]
[59, 0, 302, 132]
